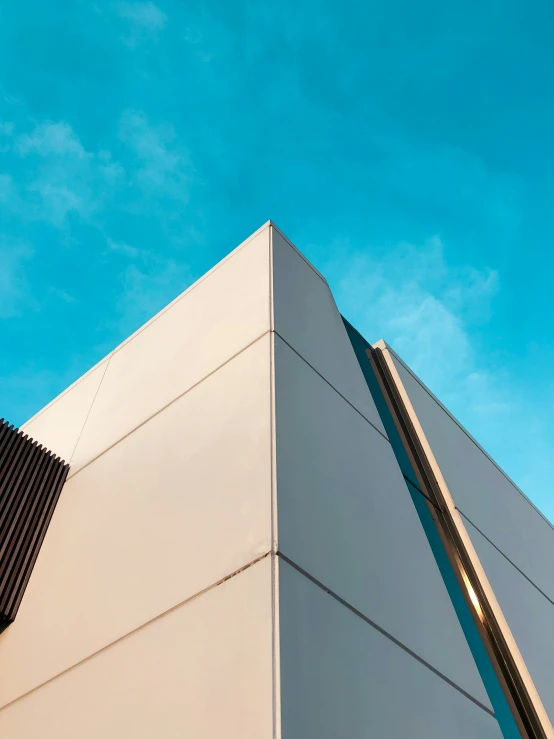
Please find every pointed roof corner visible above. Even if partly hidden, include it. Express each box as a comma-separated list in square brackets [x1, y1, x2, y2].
[269, 222, 328, 285]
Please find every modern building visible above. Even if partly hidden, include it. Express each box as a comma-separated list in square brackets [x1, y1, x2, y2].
[0, 222, 553, 738]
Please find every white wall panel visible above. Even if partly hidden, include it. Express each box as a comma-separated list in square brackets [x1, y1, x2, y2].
[71, 226, 271, 470]
[279, 560, 502, 739]
[21, 359, 109, 463]
[0, 335, 272, 708]
[274, 335, 490, 707]
[0, 557, 273, 739]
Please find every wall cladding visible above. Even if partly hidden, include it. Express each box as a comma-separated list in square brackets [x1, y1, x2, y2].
[0, 418, 69, 625]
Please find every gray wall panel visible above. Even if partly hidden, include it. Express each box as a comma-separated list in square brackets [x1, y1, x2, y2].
[275, 335, 491, 707]
[466, 518, 554, 725]
[279, 559, 503, 739]
[272, 228, 386, 435]
[390, 350, 554, 606]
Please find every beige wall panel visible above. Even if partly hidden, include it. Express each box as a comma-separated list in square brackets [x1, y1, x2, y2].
[71, 226, 271, 470]
[0, 557, 274, 739]
[21, 359, 109, 463]
[0, 335, 272, 707]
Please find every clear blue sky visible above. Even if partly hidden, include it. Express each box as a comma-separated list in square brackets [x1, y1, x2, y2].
[1, 1, 553, 519]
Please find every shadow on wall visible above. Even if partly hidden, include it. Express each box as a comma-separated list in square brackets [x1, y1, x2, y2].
[342, 318, 521, 739]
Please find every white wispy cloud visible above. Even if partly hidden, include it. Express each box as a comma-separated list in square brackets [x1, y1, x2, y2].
[0, 238, 38, 318]
[3, 110, 194, 233]
[0, 110, 196, 234]
[329, 236, 499, 397]
[8, 120, 123, 227]
[97, 149, 126, 183]
[16, 121, 87, 158]
[0, 235, 79, 317]
[119, 109, 193, 203]
[0, 121, 15, 136]
[115, 253, 191, 337]
[116, 1, 167, 45]
[103, 234, 191, 340]
[183, 28, 213, 63]
[106, 236, 142, 258]
[47, 286, 76, 303]
[0, 121, 15, 151]
[0, 173, 14, 201]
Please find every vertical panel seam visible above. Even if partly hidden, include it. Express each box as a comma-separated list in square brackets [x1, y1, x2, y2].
[69, 353, 113, 466]
[269, 225, 281, 739]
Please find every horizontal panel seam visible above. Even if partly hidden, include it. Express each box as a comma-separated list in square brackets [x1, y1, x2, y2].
[459, 510, 554, 610]
[68, 329, 391, 484]
[0, 551, 272, 714]
[278, 551, 495, 718]
[21, 223, 271, 428]
[402, 474, 440, 510]
[66, 329, 272, 481]
[274, 332, 389, 444]
[109, 224, 270, 357]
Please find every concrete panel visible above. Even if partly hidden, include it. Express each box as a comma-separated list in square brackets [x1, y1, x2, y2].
[272, 227, 386, 436]
[389, 349, 554, 605]
[0, 557, 273, 739]
[274, 335, 490, 708]
[71, 226, 271, 470]
[0, 335, 272, 707]
[465, 518, 554, 725]
[21, 359, 109, 463]
[279, 560, 503, 739]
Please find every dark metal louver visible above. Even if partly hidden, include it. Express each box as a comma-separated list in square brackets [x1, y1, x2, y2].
[0, 418, 69, 625]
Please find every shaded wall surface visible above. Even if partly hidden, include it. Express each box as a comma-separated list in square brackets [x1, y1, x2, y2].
[388, 347, 554, 731]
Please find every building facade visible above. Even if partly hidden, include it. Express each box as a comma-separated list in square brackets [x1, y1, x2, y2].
[0, 222, 552, 738]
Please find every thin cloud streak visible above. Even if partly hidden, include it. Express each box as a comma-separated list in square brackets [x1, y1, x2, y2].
[118, 109, 193, 204]
[116, 2, 168, 45]
[0, 238, 38, 318]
